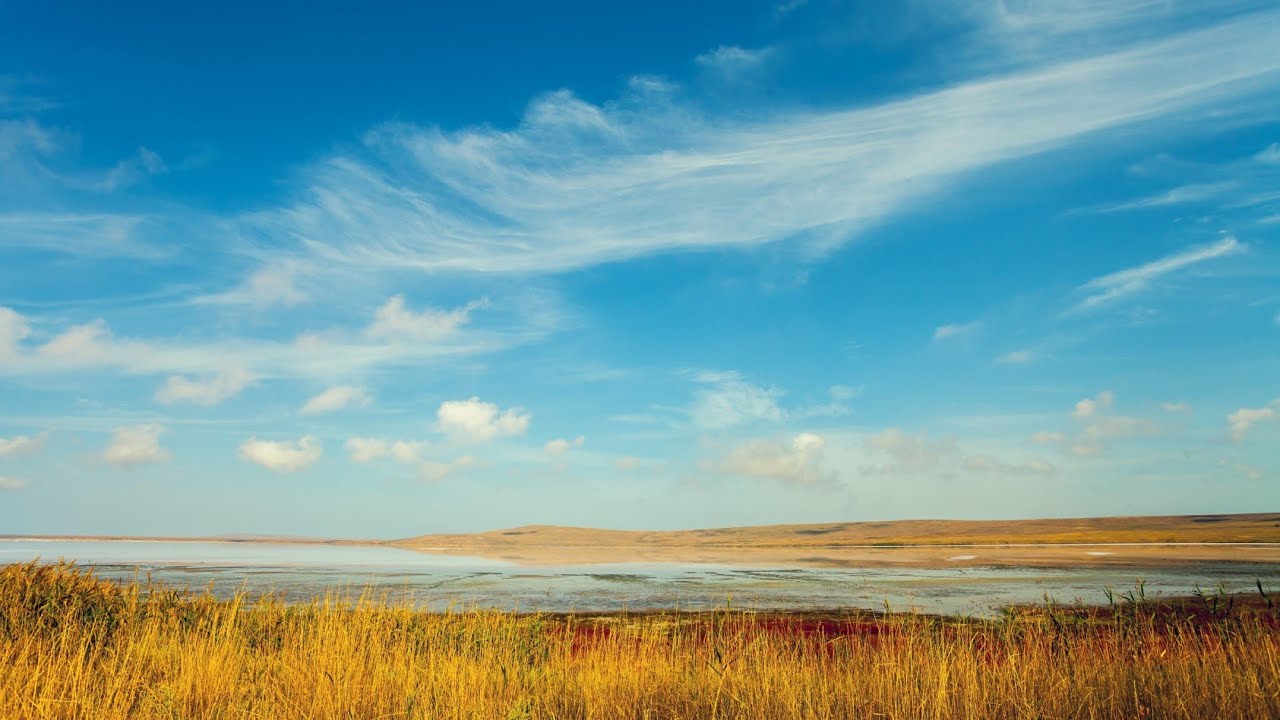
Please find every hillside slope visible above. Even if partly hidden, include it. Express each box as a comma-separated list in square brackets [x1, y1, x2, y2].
[392, 512, 1280, 550]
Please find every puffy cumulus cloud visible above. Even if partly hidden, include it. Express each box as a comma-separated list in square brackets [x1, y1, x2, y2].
[0, 431, 48, 457]
[933, 321, 980, 340]
[689, 371, 785, 429]
[155, 369, 255, 406]
[345, 436, 471, 481]
[1227, 400, 1280, 442]
[365, 295, 489, 342]
[862, 429, 960, 475]
[544, 436, 585, 455]
[300, 385, 371, 415]
[344, 437, 424, 464]
[1161, 401, 1192, 414]
[239, 436, 322, 473]
[0, 476, 26, 490]
[1065, 392, 1160, 458]
[434, 397, 530, 442]
[717, 432, 830, 487]
[1073, 390, 1114, 418]
[103, 424, 170, 466]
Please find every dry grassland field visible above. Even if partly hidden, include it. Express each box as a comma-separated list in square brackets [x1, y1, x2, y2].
[2, 562, 1279, 720]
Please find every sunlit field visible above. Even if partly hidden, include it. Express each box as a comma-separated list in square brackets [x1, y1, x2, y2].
[2, 562, 1278, 719]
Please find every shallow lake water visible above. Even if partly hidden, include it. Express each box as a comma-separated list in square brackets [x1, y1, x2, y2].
[3, 539, 1278, 617]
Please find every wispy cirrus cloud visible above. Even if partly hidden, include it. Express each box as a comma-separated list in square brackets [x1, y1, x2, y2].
[1070, 235, 1245, 312]
[241, 11, 1280, 278]
[1091, 181, 1238, 212]
[0, 295, 553, 383]
[300, 386, 371, 415]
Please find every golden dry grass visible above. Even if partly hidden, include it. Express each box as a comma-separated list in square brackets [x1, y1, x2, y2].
[2, 562, 1279, 719]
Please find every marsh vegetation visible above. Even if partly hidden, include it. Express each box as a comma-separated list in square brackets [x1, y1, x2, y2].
[2, 562, 1279, 718]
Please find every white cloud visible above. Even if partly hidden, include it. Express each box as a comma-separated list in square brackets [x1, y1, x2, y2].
[0, 212, 160, 258]
[1030, 431, 1065, 444]
[862, 429, 960, 475]
[798, 385, 857, 419]
[694, 45, 777, 79]
[1094, 181, 1236, 212]
[155, 369, 255, 406]
[365, 295, 488, 342]
[0, 476, 26, 490]
[997, 349, 1035, 365]
[934, 322, 980, 340]
[1161, 401, 1192, 414]
[689, 371, 785, 429]
[1072, 418, 1159, 459]
[245, 11, 1280, 277]
[718, 432, 829, 486]
[0, 307, 30, 360]
[1063, 391, 1160, 457]
[0, 431, 47, 457]
[434, 397, 530, 442]
[1227, 400, 1279, 442]
[773, 0, 809, 18]
[345, 437, 391, 462]
[300, 386, 371, 415]
[0, 299, 540, 383]
[103, 424, 169, 466]
[417, 456, 475, 483]
[1072, 236, 1244, 312]
[197, 264, 308, 307]
[344, 436, 469, 481]
[345, 437, 424, 464]
[1073, 390, 1115, 418]
[544, 435, 585, 455]
[1256, 142, 1280, 163]
[239, 436, 322, 473]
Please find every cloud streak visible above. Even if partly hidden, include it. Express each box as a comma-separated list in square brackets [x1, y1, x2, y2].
[1072, 236, 1244, 312]
[239, 11, 1280, 279]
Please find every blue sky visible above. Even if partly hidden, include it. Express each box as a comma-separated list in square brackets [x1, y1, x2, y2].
[1, 0, 1278, 538]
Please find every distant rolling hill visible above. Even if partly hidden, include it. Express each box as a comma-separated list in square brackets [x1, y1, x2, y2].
[391, 513, 1280, 550]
